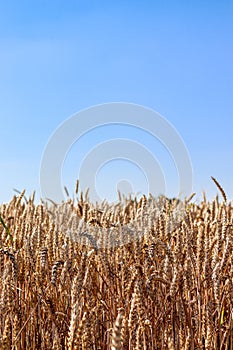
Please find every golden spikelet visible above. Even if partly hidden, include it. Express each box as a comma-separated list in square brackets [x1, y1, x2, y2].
[211, 176, 227, 202]
[2, 314, 11, 349]
[111, 310, 124, 350]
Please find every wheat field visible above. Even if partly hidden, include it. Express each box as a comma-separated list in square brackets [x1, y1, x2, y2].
[0, 180, 232, 349]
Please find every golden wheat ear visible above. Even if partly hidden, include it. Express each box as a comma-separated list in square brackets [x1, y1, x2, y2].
[75, 179, 79, 195]
[111, 310, 124, 350]
[211, 176, 227, 202]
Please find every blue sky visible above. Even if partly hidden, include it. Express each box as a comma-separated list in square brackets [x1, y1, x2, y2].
[0, 1, 232, 203]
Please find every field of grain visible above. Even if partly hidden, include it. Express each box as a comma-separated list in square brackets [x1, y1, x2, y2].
[0, 180, 232, 349]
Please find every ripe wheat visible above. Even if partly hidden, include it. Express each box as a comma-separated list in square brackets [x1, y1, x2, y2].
[0, 182, 232, 349]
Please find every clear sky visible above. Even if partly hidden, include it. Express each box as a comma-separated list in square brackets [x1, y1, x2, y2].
[0, 1, 232, 203]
